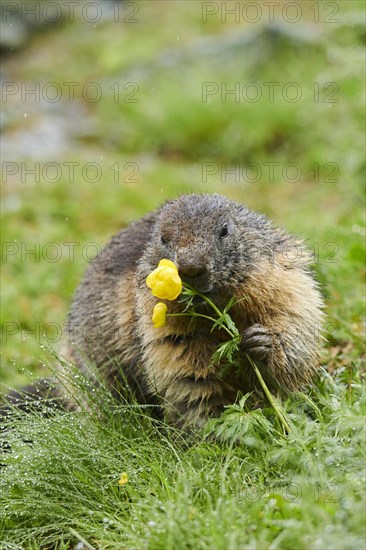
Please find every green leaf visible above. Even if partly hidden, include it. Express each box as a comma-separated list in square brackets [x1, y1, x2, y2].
[223, 296, 237, 313]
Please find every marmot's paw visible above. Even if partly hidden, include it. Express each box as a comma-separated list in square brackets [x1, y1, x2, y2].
[240, 324, 273, 361]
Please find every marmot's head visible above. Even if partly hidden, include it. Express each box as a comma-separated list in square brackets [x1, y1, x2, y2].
[145, 194, 275, 296]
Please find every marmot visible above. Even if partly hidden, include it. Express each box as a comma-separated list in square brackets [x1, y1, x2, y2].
[59, 193, 324, 428]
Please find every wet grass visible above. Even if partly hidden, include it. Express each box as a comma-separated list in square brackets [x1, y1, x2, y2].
[1, 361, 365, 549]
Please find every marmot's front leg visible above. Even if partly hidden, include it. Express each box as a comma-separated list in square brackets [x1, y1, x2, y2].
[240, 321, 320, 393]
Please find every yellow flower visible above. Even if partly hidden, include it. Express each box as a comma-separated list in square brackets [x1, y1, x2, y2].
[152, 302, 168, 328]
[118, 472, 128, 485]
[146, 259, 182, 301]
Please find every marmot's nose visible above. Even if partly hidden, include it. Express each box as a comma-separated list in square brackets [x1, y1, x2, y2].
[178, 262, 207, 279]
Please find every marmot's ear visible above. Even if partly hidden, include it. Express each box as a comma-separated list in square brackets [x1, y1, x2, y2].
[161, 198, 175, 207]
[157, 199, 175, 218]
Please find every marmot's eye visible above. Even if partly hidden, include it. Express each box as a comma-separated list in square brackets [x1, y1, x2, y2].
[219, 224, 228, 238]
[161, 235, 168, 245]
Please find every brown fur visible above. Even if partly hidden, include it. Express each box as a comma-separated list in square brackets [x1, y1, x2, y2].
[61, 194, 324, 428]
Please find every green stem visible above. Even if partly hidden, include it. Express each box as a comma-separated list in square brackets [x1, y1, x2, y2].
[168, 312, 216, 323]
[298, 392, 323, 422]
[168, 312, 235, 339]
[181, 284, 238, 339]
[183, 283, 223, 319]
[245, 354, 291, 434]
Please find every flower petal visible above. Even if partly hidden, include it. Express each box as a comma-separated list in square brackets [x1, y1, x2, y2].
[146, 260, 182, 301]
[118, 472, 129, 485]
[158, 259, 178, 272]
[152, 302, 168, 328]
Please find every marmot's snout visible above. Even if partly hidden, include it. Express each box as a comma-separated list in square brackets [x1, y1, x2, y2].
[177, 260, 207, 279]
[176, 246, 211, 291]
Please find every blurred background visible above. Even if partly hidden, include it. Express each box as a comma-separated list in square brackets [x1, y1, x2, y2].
[1, 0, 365, 391]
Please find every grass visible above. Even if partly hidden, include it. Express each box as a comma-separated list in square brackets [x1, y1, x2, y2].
[1, 362, 365, 549]
[1, 1, 365, 547]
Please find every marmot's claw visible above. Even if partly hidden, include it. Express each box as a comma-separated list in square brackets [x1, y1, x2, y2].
[240, 324, 273, 360]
